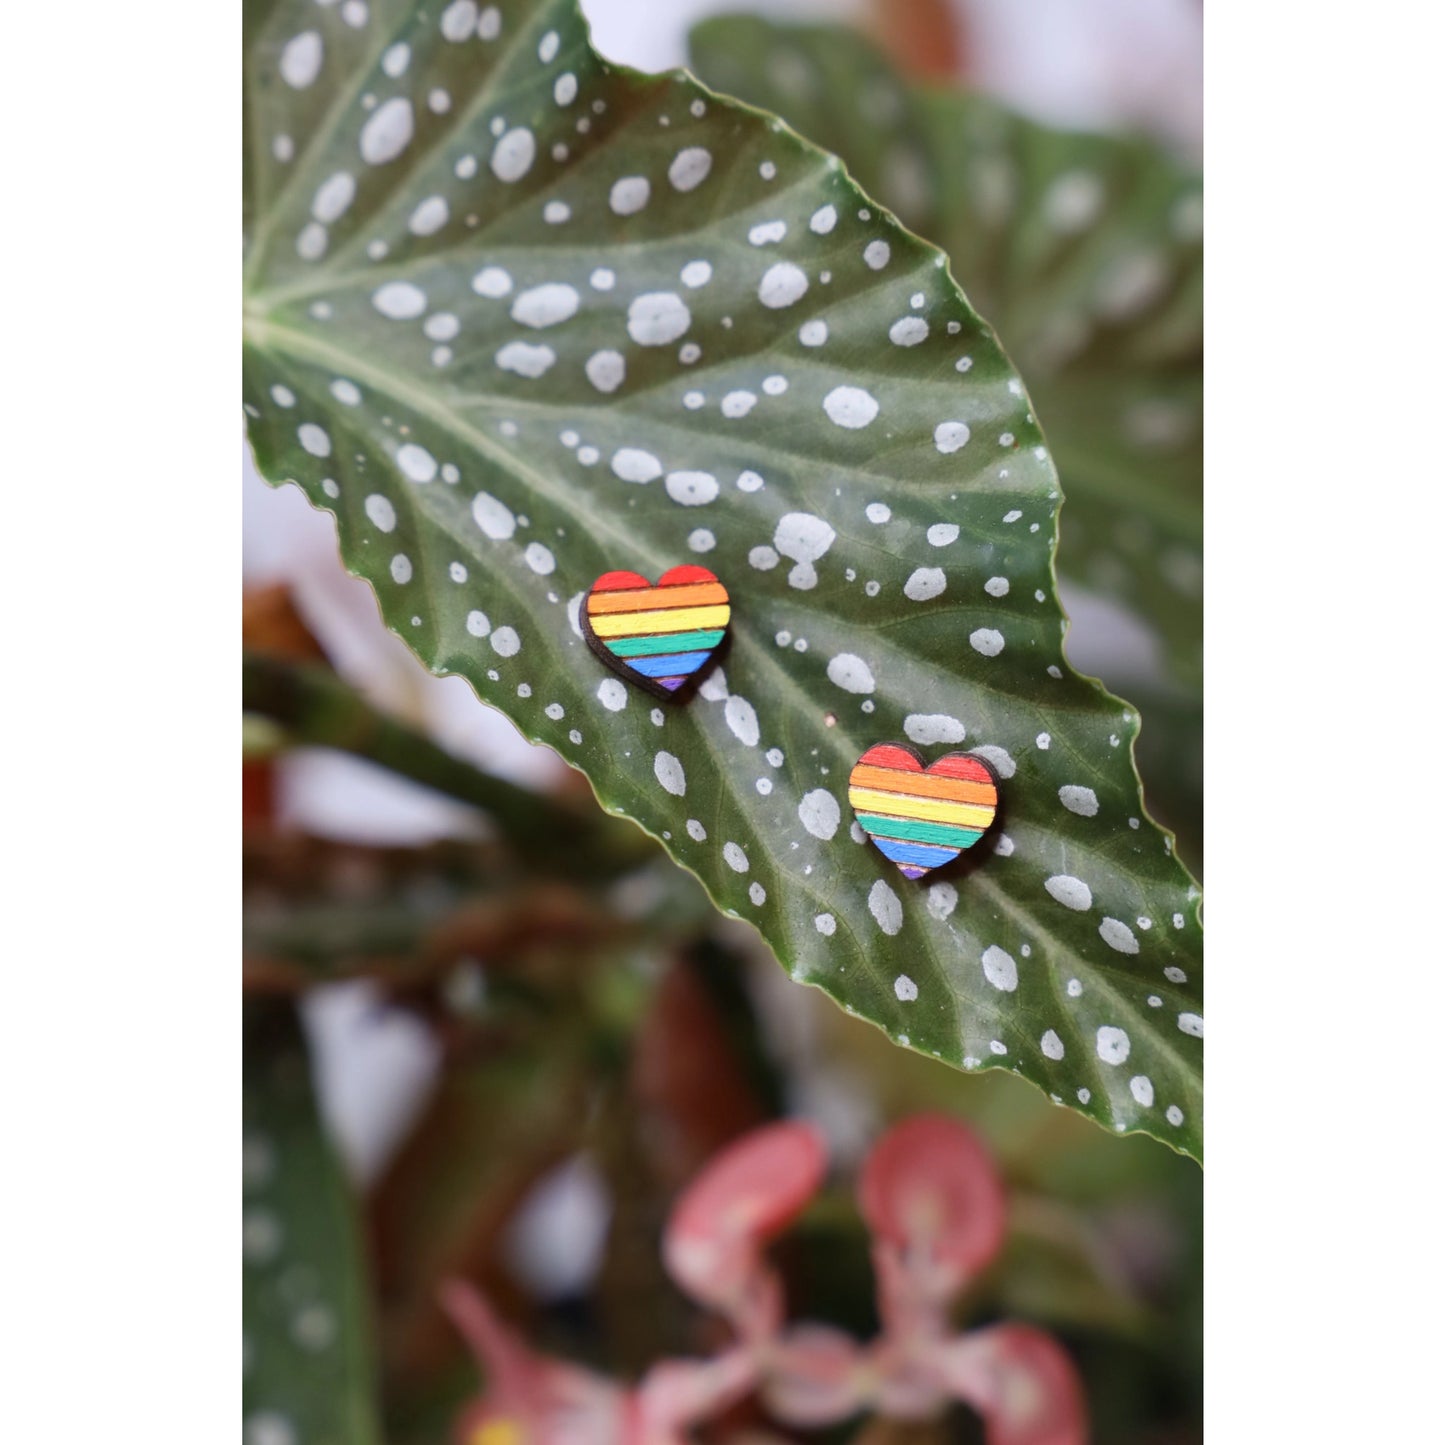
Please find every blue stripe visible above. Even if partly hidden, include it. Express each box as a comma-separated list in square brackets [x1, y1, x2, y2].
[871, 838, 962, 867]
[625, 650, 712, 678]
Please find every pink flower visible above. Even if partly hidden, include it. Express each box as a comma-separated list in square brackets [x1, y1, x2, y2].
[930, 1324, 1089, 1445]
[442, 1281, 628, 1445]
[442, 1282, 755, 1445]
[858, 1112, 1007, 1330]
[758, 1324, 870, 1426]
[446, 1115, 1088, 1445]
[662, 1119, 827, 1341]
[853, 1115, 1086, 1444]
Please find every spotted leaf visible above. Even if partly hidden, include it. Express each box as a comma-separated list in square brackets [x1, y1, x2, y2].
[242, 0, 1203, 1158]
[243, 1002, 383, 1445]
[690, 16, 1203, 853]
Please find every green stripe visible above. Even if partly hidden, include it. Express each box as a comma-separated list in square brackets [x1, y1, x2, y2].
[856, 813, 984, 849]
[606, 628, 725, 658]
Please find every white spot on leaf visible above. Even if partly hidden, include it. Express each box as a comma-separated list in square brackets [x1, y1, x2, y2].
[798, 790, 840, 840]
[1099, 917, 1139, 954]
[396, 443, 436, 482]
[904, 567, 946, 601]
[490, 128, 536, 182]
[511, 283, 580, 328]
[584, 349, 625, 394]
[823, 386, 879, 429]
[496, 342, 555, 377]
[364, 495, 396, 532]
[627, 292, 691, 345]
[934, 422, 970, 454]
[472, 492, 516, 540]
[904, 714, 965, 745]
[758, 262, 809, 308]
[612, 448, 662, 483]
[654, 751, 686, 796]
[981, 945, 1018, 992]
[280, 31, 324, 89]
[826, 654, 874, 694]
[1045, 876, 1092, 911]
[1096, 1027, 1131, 1065]
[373, 281, 427, 318]
[869, 880, 902, 935]
[360, 98, 413, 165]
[668, 146, 712, 191]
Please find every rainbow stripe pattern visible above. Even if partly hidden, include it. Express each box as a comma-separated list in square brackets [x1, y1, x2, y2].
[583, 564, 731, 696]
[848, 744, 999, 880]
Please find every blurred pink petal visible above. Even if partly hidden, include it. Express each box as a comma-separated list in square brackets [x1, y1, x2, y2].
[929, 1323, 1088, 1445]
[858, 1114, 1006, 1313]
[663, 1120, 827, 1332]
[637, 1347, 757, 1435]
[442, 1280, 627, 1445]
[760, 1324, 871, 1427]
[868, 1331, 952, 1422]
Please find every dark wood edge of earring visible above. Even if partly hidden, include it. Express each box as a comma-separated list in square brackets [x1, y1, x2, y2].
[849, 743, 1006, 881]
[580, 586, 710, 704]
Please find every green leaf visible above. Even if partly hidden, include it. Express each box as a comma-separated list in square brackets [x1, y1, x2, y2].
[244, 1001, 383, 1445]
[244, 650, 653, 874]
[688, 15, 1203, 698]
[242, 0, 1202, 1156]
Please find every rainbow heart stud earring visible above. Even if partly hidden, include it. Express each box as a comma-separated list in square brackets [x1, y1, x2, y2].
[582, 564, 731, 701]
[848, 743, 1000, 878]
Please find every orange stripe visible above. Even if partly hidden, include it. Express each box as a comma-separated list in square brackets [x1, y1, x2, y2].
[848, 765, 997, 806]
[587, 582, 729, 616]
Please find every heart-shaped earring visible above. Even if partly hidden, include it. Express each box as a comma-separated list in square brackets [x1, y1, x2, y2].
[582, 564, 731, 700]
[848, 743, 1000, 879]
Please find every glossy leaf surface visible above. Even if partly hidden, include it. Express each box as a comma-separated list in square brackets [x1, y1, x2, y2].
[244, 1002, 383, 1445]
[689, 14, 1203, 694]
[243, 0, 1202, 1155]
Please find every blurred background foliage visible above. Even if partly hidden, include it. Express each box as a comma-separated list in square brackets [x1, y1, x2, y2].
[243, 2, 1202, 1441]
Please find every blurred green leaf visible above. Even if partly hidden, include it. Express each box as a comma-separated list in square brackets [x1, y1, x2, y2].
[245, 651, 652, 873]
[243, 0, 1202, 1156]
[244, 1001, 382, 1445]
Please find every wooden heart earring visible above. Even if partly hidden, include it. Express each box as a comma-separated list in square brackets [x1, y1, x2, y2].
[848, 743, 1000, 879]
[582, 564, 731, 701]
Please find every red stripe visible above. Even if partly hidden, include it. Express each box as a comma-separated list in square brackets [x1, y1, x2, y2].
[658, 564, 718, 587]
[858, 743, 922, 772]
[928, 754, 994, 783]
[591, 565, 721, 594]
[855, 745, 994, 786]
[591, 570, 652, 592]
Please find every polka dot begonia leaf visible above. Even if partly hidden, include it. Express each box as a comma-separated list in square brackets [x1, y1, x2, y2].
[243, 0, 1203, 1160]
[244, 1002, 382, 1445]
[689, 15, 1203, 700]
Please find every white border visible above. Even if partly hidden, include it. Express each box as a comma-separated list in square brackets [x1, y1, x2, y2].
[0, 1, 236, 1437]
[1207, 2, 1442, 1438]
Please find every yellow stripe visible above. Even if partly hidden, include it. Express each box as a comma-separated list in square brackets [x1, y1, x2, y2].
[589, 603, 731, 638]
[848, 787, 997, 828]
